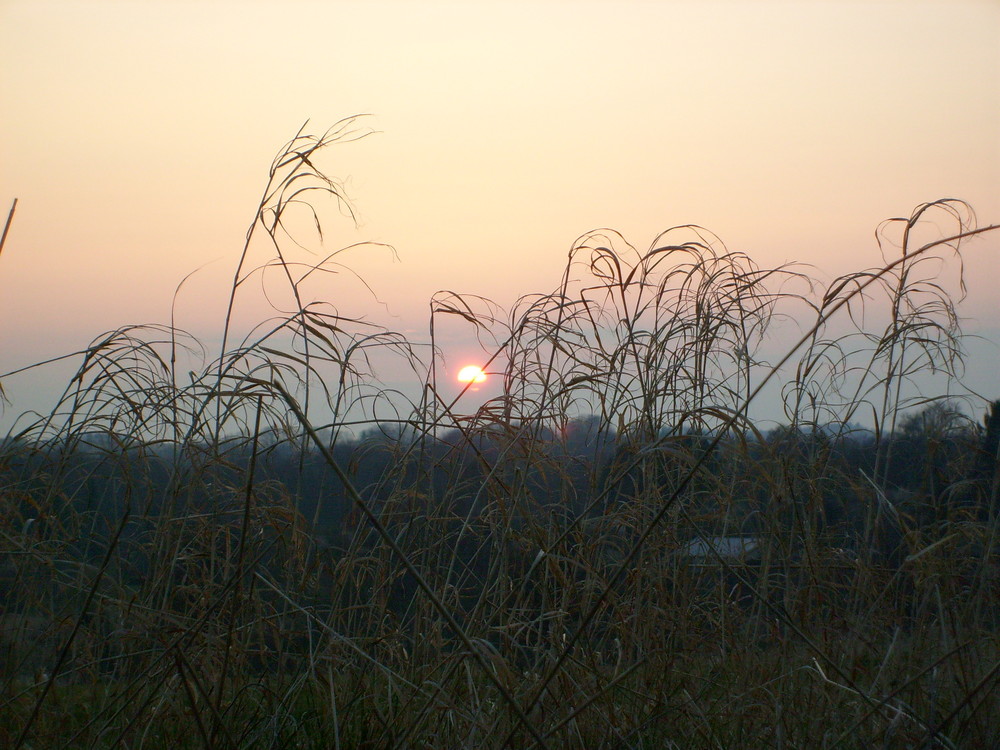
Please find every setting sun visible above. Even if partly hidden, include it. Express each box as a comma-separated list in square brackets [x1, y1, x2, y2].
[457, 365, 487, 384]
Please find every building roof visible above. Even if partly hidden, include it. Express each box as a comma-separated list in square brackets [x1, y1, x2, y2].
[681, 536, 761, 562]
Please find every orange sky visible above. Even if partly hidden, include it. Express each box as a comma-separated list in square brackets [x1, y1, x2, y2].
[1, 0, 998, 424]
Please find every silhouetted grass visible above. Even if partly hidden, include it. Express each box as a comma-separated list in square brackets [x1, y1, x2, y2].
[2, 121, 999, 748]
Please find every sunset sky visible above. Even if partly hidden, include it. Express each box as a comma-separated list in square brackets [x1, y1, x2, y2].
[1, 0, 998, 427]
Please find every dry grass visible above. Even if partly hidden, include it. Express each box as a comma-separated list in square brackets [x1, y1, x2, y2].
[2, 120, 1000, 748]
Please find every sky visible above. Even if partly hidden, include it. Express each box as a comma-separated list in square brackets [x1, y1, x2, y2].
[1, 0, 998, 430]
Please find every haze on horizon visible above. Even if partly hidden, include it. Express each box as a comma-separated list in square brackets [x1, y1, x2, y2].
[1, 0, 998, 429]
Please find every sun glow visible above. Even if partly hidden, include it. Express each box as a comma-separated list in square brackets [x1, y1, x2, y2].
[457, 365, 487, 384]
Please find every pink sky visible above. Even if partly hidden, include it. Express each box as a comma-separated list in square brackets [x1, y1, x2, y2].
[1, 0, 998, 426]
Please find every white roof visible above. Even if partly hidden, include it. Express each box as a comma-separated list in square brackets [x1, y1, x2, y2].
[682, 536, 760, 559]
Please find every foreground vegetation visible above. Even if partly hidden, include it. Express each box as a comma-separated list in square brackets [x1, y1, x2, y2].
[2, 119, 1000, 748]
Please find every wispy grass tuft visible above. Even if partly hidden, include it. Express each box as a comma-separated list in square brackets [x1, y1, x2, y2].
[1, 123, 999, 748]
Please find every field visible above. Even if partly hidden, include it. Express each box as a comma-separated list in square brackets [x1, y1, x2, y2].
[2, 121, 1000, 748]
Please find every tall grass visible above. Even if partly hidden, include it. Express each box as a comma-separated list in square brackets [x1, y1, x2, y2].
[2, 121, 999, 748]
